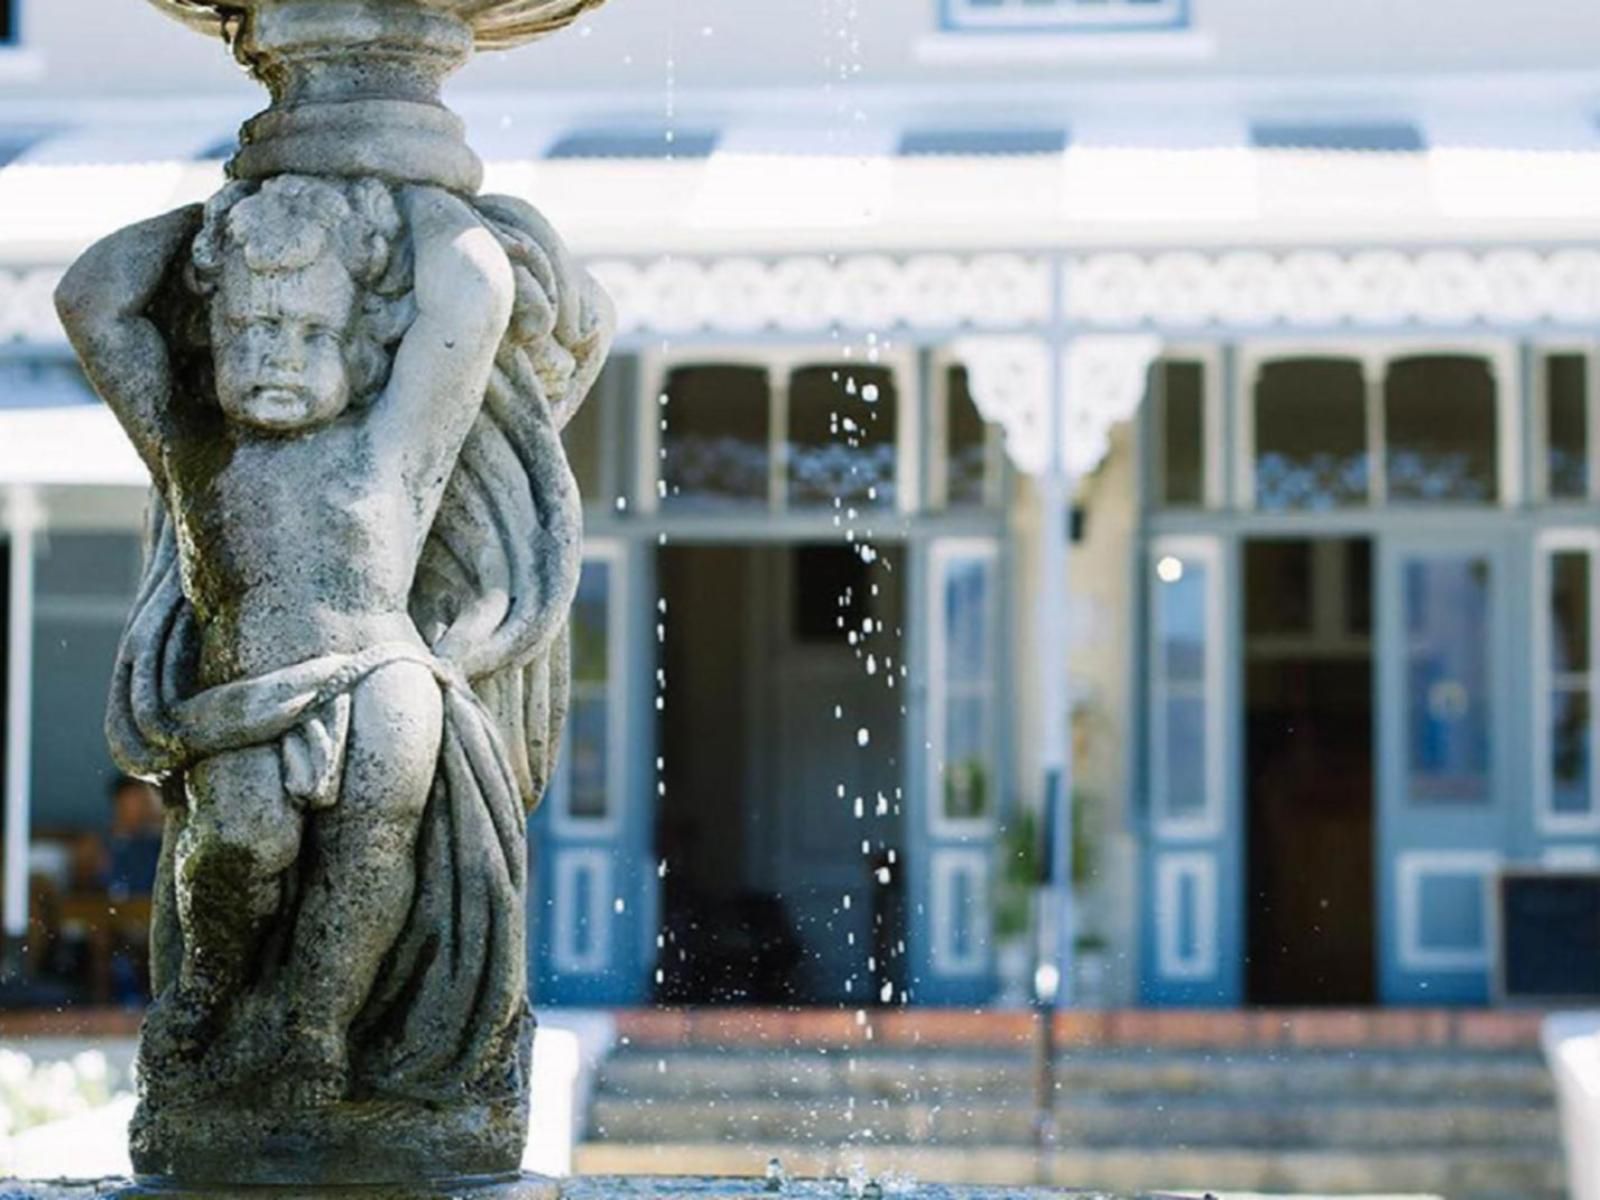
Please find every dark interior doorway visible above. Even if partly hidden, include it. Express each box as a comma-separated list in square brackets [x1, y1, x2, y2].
[655, 542, 905, 1006]
[1245, 537, 1376, 1006]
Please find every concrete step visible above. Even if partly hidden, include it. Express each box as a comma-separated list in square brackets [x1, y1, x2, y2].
[587, 1092, 1558, 1151]
[575, 1141, 1566, 1200]
[597, 1048, 1555, 1104]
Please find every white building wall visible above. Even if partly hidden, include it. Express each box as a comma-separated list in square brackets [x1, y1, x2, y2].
[7, 0, 1600, 105]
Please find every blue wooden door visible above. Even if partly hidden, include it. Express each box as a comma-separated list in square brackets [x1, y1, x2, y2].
[531, 540, 656, 1006]
[908, 537, 1004, 1005]
[1377, 534, 1510, 1005]
[1140, 534, 1243, 1006]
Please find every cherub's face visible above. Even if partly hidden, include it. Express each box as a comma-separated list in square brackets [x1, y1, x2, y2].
[211, 253, 356, 433]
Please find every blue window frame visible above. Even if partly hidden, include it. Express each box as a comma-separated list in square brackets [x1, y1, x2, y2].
[942, 0, 1188, 34]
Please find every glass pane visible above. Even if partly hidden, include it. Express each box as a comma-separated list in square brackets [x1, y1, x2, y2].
[1244, 540, 1312, 636]
[943, 693, 991, 821]
[36, 532, 141, 598]
[946, 366, 990, 508]
[571, 560, 611, 684]
[661, 365, 770, 507]
[1163, 694, 1207, 819]
[1385, 355, 1498, 503]
[1546, 353, 1590, 500]
[1551, 550, 1591, 674]
[1345, 538, 1373, 636]
[1158, 557, 1208, 684]
[1159, 359, 1205, 508]
[1254, 358, 1368, 510]
[562, 364, 607, 501]
[1404, 557, 1492, 804]
[1551, 687, 1592, 817]
[944, 556, 992, 684]
[567, 695, 609, 820]
[788, 365, 898, 510]
[940, 551, 994, 823]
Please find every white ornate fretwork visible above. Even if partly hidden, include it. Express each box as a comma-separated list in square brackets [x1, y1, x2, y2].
[1063, 335, 1162, 478]
[588, 254, 1053, 337]
[955, 334, 1161, 477]
[0, 269, 68, 345]
[1065, 248, 1600, 330]
[14, 249, 1600, 349]
[951, 336, 1053, 474]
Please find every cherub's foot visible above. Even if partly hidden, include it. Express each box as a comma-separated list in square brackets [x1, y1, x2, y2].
[268, 1024, 349, 1108]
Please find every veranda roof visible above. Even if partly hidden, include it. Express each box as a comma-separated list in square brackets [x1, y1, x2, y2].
[0, 93, 1597, 264]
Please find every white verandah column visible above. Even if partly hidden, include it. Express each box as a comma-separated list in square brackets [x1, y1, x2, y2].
[3, 484, 40, 963]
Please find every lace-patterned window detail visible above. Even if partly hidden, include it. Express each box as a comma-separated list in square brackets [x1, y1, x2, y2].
[944, 0, 1187, 32]
[787, 364, 898, 512]
[1253, 358, 1369, 511]
[660, 365, 772, 509]
[1385, 355, 1498, 504]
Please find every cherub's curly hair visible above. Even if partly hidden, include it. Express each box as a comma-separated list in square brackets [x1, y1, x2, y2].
[187, 175, 416, 405]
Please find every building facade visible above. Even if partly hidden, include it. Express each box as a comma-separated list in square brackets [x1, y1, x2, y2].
[3, 0, 1600, 1010]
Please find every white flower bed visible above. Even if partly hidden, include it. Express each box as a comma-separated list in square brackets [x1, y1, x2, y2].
[0, 1049, 122, 1138]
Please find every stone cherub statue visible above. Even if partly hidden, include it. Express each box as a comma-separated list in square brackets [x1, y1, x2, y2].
[56, 169, 610, 1183]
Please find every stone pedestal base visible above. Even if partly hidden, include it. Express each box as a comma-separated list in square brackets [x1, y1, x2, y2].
[129, 1095, 527, 1187]
[1, 1175, 557, 1200]
[0, 1179, 1140, 1200]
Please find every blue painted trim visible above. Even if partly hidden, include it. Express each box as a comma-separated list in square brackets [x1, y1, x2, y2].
[939, 0, 1191, 35]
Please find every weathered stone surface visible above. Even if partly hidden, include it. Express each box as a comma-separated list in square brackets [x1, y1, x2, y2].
[52, 0, 612, 1187]
[0, 1179, 1130, 1200]
[2, 1175, 559, 1200]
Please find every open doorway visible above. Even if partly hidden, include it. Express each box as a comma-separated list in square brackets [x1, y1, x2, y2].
[655, 542, 905, 1005]
[1244, 537, 1376, 1005]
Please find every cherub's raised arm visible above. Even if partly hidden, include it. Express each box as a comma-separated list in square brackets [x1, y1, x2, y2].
[376, 187, 514, 485]
[55, 206, 201, 480]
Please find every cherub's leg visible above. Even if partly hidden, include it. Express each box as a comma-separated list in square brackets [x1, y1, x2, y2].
[273, 662, 443, 1104]
[143, 745, 300, 1077]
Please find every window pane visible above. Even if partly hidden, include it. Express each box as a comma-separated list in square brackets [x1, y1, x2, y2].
[567, 558, 612, 822]
[944, 694, 991, 821]
[788, 365, 897, 510]
[939, 551, 995, 823]
[572, 560, 611, 684]
[1163, 695, 1207, 819]
[1385, 355, 1498, 503]
[1405, 557, 1492, 804]
[1254, 358, 1368, 510]
[1159, 558, 1208, 684]
[944, 557, 991, 683]
[1546, 353, 1590, 500]
[1551, 550, 1591, 674]
[946, 366, 990, 508]
[1158, 360, 1205, 508]
[661, 365, 770, 507]
[37, 532, 141, 598]
[1244, 540, 1312, 636]
[562, 366, 607, 502]
[1551, 687, 1592, 817]
[567, 696, 609, 820]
